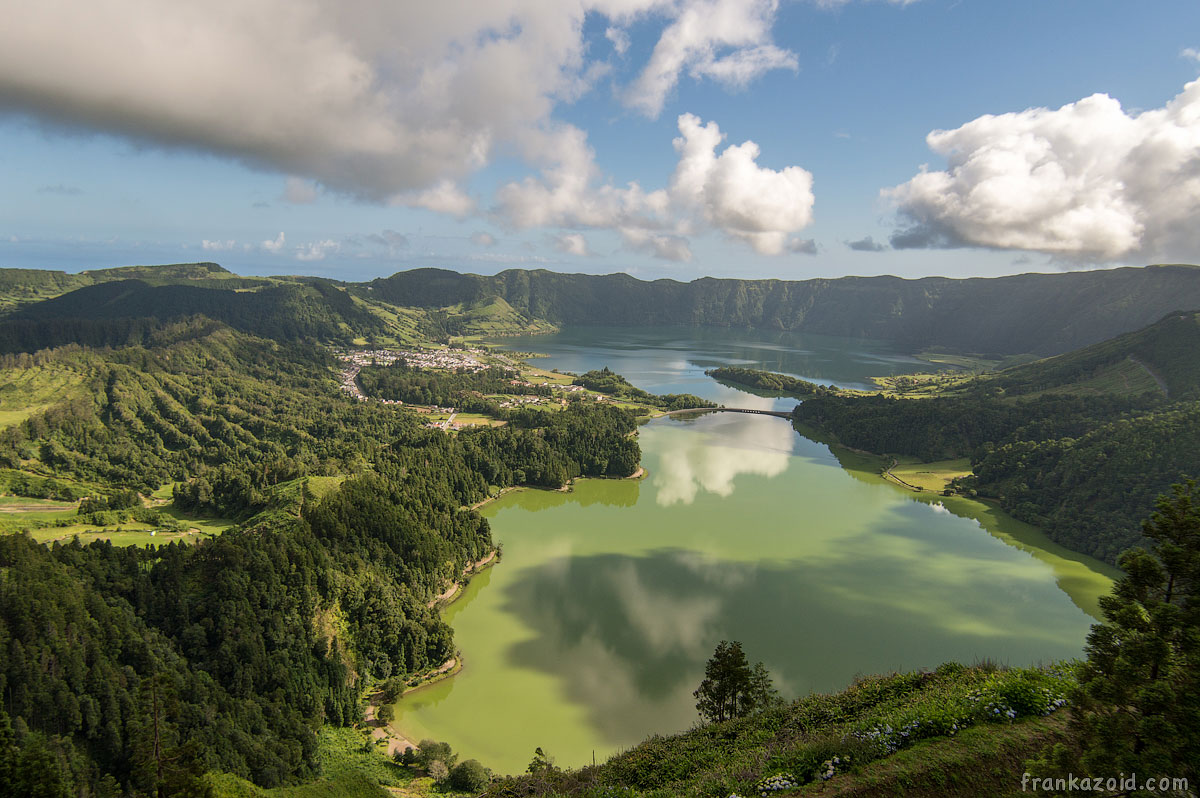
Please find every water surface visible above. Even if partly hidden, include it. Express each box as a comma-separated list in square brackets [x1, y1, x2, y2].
[393, 329, 1112, 774]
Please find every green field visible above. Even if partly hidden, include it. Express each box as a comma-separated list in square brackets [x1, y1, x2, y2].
[0, 362, 88, 427]
[886, 458, 972, 492]
[24, 523, 201, 547]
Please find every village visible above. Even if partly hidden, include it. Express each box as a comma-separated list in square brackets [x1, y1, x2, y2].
[334, 346, 592, 430]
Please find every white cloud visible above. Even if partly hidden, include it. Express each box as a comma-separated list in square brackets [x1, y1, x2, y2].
[669, 113, 815, 254]
[0, 0, 795, 209]
[201, 239, 236, 251]
[554, 232, 591, 255]
[496, 113, 814, 258]
[623, 0, 796, 118]
[1182, 47, 1200, 63]
[296, 239, 339, 261]
[471, 231, 498, 247]
[281, 176, 318, 204]
[605, 26, 631, 56]
[261, 232, 286, 253]
[886, 80, 1200, 261]
[620, 227, 693, 261]
[399, 180, 477, 217]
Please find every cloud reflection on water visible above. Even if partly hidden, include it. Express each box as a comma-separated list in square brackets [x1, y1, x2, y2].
[651, 411, 796, 506]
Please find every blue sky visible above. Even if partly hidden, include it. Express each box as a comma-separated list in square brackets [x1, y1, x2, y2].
[2, 0, 1199, 282]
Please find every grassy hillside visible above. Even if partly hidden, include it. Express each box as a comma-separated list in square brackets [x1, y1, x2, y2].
[484, 663, 1075, 798]
[980, 309, 1200, 399]
[360, 264, 1200, 356]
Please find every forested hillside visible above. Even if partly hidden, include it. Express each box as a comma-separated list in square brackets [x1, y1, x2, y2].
[12, 261, 1200, 356]
[792, 311, 1200, 564]
[0, 311, 642, 794]
[4, 278, 384, 348]
[359, 264, 1200, 356]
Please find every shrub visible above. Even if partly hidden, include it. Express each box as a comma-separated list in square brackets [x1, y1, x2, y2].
[449, 759, 490, 792]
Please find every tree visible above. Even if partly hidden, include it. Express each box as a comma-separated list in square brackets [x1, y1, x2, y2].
[694, 641, 780, 724]
[1040, 481, 1199, 784]
[449, 759, 491, 792]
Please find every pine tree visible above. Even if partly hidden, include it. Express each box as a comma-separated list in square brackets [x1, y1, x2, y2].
[1056, 481, 1199, 783]
[694, 641, 779, 723]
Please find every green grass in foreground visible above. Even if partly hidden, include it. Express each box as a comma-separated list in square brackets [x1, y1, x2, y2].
[485, 664, 1076, 798]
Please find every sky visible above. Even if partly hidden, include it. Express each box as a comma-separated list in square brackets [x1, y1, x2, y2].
[2, 0, 1200, 282]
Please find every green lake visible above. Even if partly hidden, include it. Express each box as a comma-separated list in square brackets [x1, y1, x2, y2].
[392, 327, 1118, 774]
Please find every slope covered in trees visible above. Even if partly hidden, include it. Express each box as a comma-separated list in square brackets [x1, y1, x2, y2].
[790, 311, 1200, 564]
[4, 278, 384, 348]
[359, 264, 1200, 356]
[12, 262, 1200, 357]
[0, 313, 643, 794]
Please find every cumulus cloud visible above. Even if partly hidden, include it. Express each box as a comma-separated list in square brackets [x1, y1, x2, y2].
[846, 235, 887, 252]
[496, 113, 814, 258]
[260, 232, 286, 253]
[1182, 47, 1200, 62]
[886, 80, 1200, 262]
[554, 232, 591, 255]
[281, 177, 318, 204]
[0, 0, 795, 210]
[670, 113, 815, 254]
[471, 231, 498, 247]
[201, 239, 236, 251]
[296, 239, 339, 261]
[623, 0, 796, 118]
[620, 228, 693, 261]
[787, 237, 817, 254]
[606, 26, 631, 56]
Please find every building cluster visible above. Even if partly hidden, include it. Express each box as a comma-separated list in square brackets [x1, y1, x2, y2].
[334, 347, 489, 402]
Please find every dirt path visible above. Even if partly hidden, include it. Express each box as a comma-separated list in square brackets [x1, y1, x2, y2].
[882, 459, 924, 492]
[0, 502, 76, 513]
[1129, 356, 1170, 398]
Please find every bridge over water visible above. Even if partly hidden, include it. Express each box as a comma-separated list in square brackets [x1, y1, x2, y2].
[663, 406, 795, 419]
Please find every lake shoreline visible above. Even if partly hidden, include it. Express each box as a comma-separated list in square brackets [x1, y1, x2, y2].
[792, 421, 1120, 619]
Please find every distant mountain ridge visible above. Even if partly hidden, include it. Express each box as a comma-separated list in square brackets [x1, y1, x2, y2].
[6, 261, 1200, 357]
[360, 264, 1200, 356]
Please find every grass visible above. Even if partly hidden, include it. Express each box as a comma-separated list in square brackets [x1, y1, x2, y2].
[484, 665, 1077, 798]
[207, 726, 451, 798]
[306, 475, 348, 501]
[792, 715, 1070, 798]
[23, 523, 202, 547]
[444, 297, 558, 337]
[0, 362, 88, 427]
[1004, 356, 1162, 399]
[451, 412, 507, 428]
[885, 458, 972, 493]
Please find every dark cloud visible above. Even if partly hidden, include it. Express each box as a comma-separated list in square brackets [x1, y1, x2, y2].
[846, 235, 888, 252]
